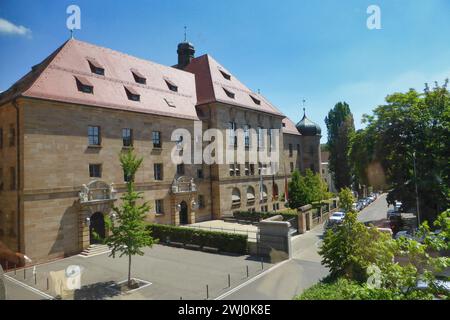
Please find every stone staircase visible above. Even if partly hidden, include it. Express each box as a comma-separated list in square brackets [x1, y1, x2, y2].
[80, 244, 110, 257]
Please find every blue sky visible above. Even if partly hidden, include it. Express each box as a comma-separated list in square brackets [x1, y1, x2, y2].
[1, 0, 449, 142]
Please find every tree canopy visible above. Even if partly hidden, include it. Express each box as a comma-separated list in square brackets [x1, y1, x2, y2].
[325, 102, 356, 190]
[288, 169, 331, 209]
[350, 81, 450, 221]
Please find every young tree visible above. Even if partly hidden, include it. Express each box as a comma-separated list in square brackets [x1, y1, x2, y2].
[339, 187, 356, 213]
[325, 102, 356, 190]
[288, 169, 331, 209]
[105, 149, 156, 288]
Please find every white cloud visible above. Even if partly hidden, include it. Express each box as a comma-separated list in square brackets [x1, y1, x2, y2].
[0, 18, 32, 38]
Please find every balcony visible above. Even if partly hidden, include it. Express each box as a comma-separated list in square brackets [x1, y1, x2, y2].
[171, 176, 197, 194]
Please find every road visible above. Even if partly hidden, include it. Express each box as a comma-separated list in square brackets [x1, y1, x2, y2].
[221, 194, 389, 300]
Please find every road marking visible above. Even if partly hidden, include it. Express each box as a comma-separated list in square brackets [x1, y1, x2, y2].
[4, 274, 54, 300]
[214, 259, 291, 300]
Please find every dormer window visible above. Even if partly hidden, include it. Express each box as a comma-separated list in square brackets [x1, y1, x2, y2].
[223, 88, 235, 99]
[124, 86, 140, 101]
[250, 95, 261, 105]
[164, 98, 176, 108]
[131, 69, 146, 84]
[165, 79, 178, 92]
[75, 76, 93, 94]
[87, 57, 105, 76]
[219, 69, 231, 80]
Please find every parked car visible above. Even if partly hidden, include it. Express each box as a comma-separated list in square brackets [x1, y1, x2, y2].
[387, 209, 401, 219]
[325, 211, 346, 230]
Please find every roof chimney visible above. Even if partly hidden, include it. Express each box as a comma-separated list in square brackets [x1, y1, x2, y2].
[177, 42, 195, 69]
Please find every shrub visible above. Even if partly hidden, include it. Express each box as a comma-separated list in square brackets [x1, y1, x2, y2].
[233, 210, 298, 223]
[146, 224, 248, 254]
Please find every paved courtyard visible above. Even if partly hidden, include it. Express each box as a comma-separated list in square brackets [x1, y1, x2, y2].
[185, 220, 258, 241]
[4, 244, 272, 300]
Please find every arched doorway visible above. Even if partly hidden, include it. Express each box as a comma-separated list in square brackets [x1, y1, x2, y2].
[179, 201, 188, 225]
[89, 212, 106, 244]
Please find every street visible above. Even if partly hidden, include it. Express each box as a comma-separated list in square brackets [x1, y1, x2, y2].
[220, 194, 389, 300]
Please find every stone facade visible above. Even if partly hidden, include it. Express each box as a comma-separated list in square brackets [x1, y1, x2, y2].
[0, 40, 322, 263]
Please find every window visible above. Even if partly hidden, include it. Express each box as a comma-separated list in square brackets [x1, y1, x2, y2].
[89, 164, 102, 178]
[247, 186, 255, 204]
[297, 144, 301, 155]
[257, 127, 264, 150]
[131, 69, 146, 84]
[223, 88, 235, 99]
[290, 162, 294, 173]
[8, 125, 15, 147]
[232, 188, 241, 206]
[249, 163, 255, 176]
[124, 86, 140, 101]
[219, 69, 231, 80]
[75, 76, 93, 94]
[88, 126, 100, 146]
[258, 162, 262, 175]
[10, 167, 15, 191]
[177, 163, 185, 175]
[243, 125, 250, 148]
[197, 168, 204, 179]
[198, 195, 205, 209]
[235, 164, 240, 176]
[154, 163, 163, 180]
[228, 122, 236, 146]
[152, 131, 161, 148]
[122, 128, 133, 147]
[165, 79, 178, 92]
[229, 164, 235, 177]
[0, 128, 3, 149]
[155, 200, 164, 214]
[87, 58, 105, 75]
[245, 163, 250, 176]
[289, 144, 293, 157]
[175, 135, 183, 151]
[273, 183, 279, 200]
[250, 95, 261, 105]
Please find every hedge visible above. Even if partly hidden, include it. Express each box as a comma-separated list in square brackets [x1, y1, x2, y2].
[146, 224, 248, 255]
[233, 210, 298, 223]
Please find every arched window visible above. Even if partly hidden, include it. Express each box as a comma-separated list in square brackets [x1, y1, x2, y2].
[232, 188, 241, 206]
[273, 183, 279, 200]
[246, 186, 255, 204]
[261, 185, 268, 202]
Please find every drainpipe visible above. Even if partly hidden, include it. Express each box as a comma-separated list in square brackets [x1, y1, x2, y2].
[12, 99, 21, 253]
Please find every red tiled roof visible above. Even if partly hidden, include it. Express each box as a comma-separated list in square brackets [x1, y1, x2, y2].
[0, 39, 199, 121]
[282, 117, 301, 136]
[184, 55, 285, 117]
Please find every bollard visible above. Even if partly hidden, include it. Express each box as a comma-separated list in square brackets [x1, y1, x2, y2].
[47, 278, 49, 291]
[180, 296, 182, 300]
[24, 268, 26, 279]
[246, 265, 249, 278]
[34, 273, 37, 285]
[228, 274, 231, 288]
[261, 257, 264, 270]
[206, 285, 209, 300]
[14, 264, 16, 275]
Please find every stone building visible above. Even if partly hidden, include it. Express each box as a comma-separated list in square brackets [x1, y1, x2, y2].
[0, 39, 321, 262]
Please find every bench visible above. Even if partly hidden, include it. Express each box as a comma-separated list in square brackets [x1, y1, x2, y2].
[185, 243, 202, 251]
[202, 246, 219, 253]
[168, 241, 184, 248]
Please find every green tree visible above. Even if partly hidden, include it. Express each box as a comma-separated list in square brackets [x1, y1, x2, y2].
[351, 81, 450, 221]
[325, 102, 356, 190]
[338, 187, 356, 213]
[288, 169, 331, 209]
[105, 149, 157, 288]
